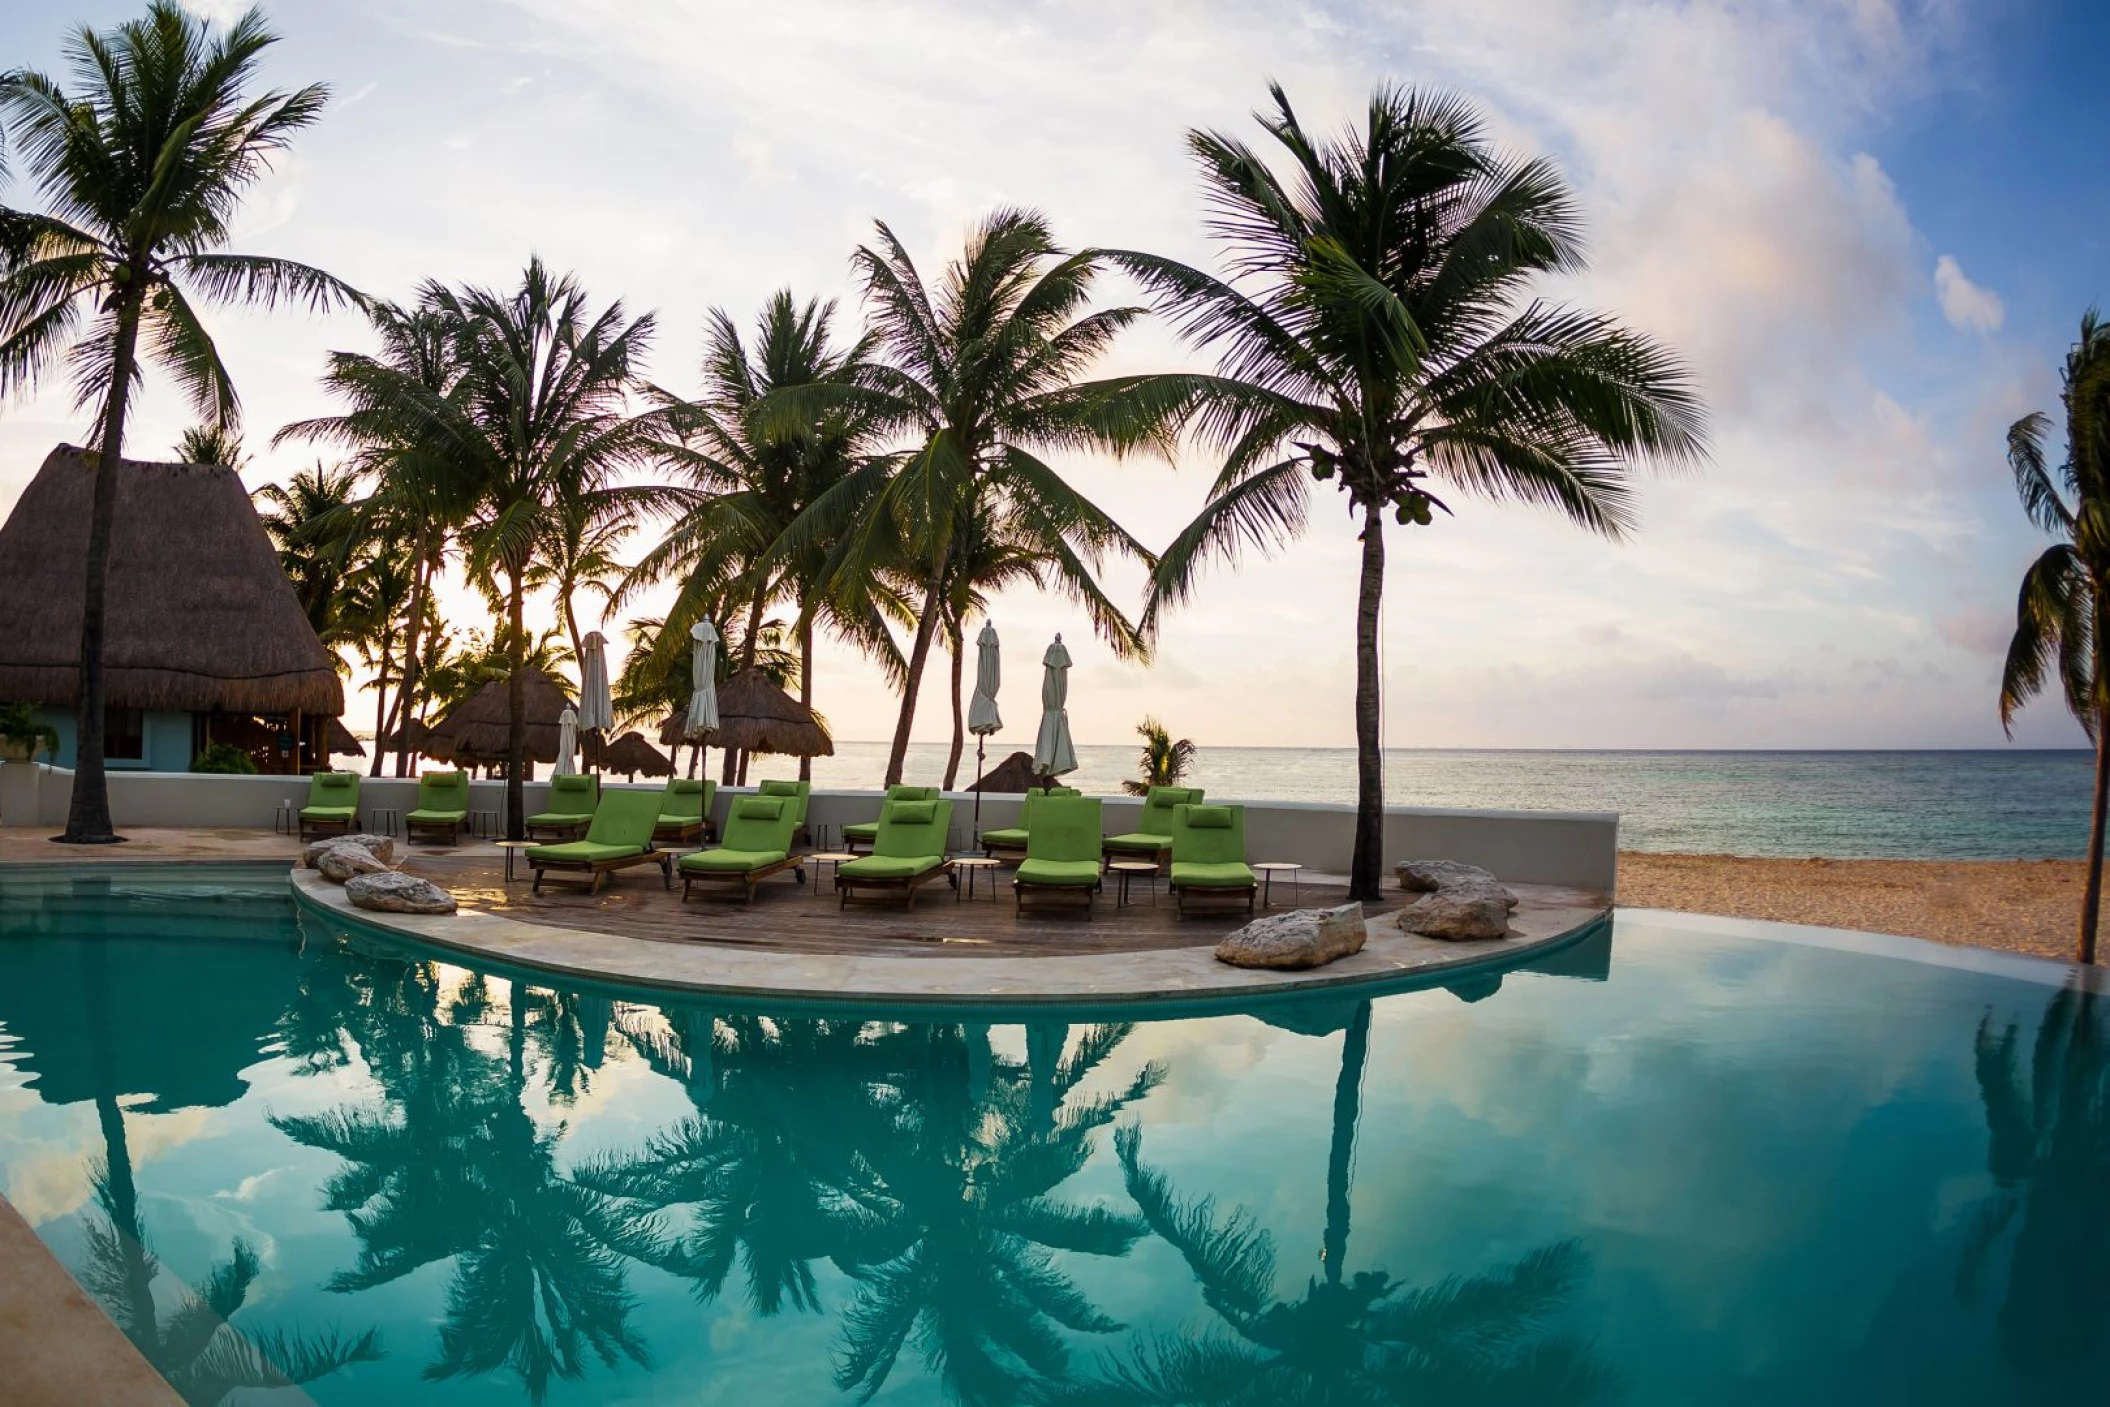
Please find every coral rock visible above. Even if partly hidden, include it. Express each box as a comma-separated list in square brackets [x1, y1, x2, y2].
[1216, 903, 1367, 970]
[344, 871, 458, 915]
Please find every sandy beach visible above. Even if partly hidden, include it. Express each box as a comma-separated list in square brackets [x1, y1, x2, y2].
[1620, 852, 2086, 961]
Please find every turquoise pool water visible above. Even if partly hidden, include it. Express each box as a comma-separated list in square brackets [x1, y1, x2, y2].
[0, 865, 2104, 1406]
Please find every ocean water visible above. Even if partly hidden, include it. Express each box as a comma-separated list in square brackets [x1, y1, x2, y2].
[801, 745, 2095, 861]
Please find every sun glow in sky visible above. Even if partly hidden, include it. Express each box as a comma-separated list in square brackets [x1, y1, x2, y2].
[0, 0, 2102, 750]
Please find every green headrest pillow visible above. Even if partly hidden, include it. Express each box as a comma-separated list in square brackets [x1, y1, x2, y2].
[1148, 786, 1199, 805]
[552, 774, 593, 793]
[1049, 786, 1081, 796]
[736, 796, 785, 821]
[670, 778, 703, 795]
[888, 799, 937, 825]
[1184, 805, 1234, 829]
[759, 780, 801, 796]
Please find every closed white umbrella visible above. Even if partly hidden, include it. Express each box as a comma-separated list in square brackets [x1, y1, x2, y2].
[578, 632, 614, 732]
[967, 621, 1003, 837]
[1032, 633, 1077, 778]
[554, 706, 579, 777]
[684, 621, 721, 777]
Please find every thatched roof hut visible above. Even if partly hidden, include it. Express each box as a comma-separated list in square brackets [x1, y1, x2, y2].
[712, 669, 834, 758]
[603, 731, 671, 779]
[326, 718, 365, 758]
[0, 444, 342, 715]
[970, 750, 1052, 793]
[423, 667, 575, 763]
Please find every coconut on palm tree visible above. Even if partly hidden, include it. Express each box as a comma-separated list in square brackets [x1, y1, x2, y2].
[1103, 85, 1704, 899]
[785, 210, 1161, 787]
[0, 1, 361, 842]
[2000, 312, 2110, 965]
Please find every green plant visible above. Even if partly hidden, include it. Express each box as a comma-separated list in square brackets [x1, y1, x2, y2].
[2000, 310, 2110, 964]
[0, 702, 60, 761]
[0, 1, 360, 842]
[191, 741, 259, 774]
[1108, 84, 1704, 899]
[1122, 715, 1196, 795]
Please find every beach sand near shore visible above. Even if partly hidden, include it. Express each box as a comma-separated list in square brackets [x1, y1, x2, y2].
[1620, 853, 2085, 961]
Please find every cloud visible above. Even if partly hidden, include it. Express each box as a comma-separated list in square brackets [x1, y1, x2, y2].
[1934, 254, 2004, 333]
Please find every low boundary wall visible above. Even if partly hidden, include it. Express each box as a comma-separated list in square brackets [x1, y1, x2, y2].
[0, 764, 1619, 891]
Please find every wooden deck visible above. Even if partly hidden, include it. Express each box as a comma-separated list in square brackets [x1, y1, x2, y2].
[398, 848, 1389, 960]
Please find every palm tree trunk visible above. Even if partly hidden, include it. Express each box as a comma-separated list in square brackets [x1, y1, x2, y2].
[368, 631, 394, 777]
[944, 619, 965, 790]
[505, 572, 528, 841]
[2082, 699, 2110, 965]
[394, 542, 435, 777]
[798, 615, 815, 784]
[1322, 1001, 1371, 1286]
[60, 284, 146, 844]
[724, 589, 768, 786]
[1348, 502, 1387, 901]
[886, 558, 951, 788]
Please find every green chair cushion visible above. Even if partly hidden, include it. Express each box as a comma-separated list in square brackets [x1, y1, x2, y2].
[579, 788, 666, 851]
[979, 827, 1028, 846]
[404, 808, 466, 824]
[1027, 796, 1103, 863]
[1183, 805, 1234, 829]
[538, 774, 598, 816]
[1104, 832, 1172, 852]
[1172, 861, 1256, 889]
[1016, 858, 1102, 887]
[304, 772, 359, 807]
[841, 821, 880, 842]
[525, 811, 589, 827]
[888, 799, 937, 825]
[839, 853, 941, 881]
[657, 812, 701, 828]
[300, 806, 357, 821]
[756, 779, 810, 824]
[659, 778, 708, 820]
[679, 847, 789, 875]
[529, 840, 645, 864]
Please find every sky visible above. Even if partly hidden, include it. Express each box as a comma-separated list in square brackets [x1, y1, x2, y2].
[0, 0, 2104, 752]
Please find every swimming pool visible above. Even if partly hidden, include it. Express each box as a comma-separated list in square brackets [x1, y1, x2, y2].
[0, 863, 2103, 1405]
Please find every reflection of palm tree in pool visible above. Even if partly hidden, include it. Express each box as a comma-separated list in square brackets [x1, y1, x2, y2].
[829, 1020, 1165, 1405]
[78, 943, 380, 1406]
[1046, 999, 1608, 1405]
[275, 970, 647, 1403]
[1959, 986, 2110, 1385]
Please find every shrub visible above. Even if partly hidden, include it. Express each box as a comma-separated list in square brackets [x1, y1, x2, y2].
[192, 742, 260, 774]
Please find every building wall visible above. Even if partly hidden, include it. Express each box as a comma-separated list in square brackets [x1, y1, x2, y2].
[35, 707, 191, 772]
[0, 767, 1621, 891]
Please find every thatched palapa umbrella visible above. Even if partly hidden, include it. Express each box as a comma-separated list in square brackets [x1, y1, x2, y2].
[969, 750, 1047, 793]
[422, 666, 575, 770]
[604, 731, 672, 780]
[326, 719, 365, 759]
[712, 668, 833, 761]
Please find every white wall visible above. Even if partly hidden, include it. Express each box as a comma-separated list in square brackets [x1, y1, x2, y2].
[0, 765, 1619, 891]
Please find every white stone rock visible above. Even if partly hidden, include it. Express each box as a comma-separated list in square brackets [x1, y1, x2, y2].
[1396, 859, 1496, 893]
[316, 845, 392, 882]
[345, 871, 458, 915]
[303, 834, 394, 868]
[1216, 903, 1367, 970]
[1399, 881, 1514, 941]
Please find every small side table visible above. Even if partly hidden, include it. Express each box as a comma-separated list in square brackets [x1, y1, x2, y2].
[369, 807, 402, 837]
[494, 840, 536, 883]
[952, 856, 1001, 902]
[274, 799, 296, 836]
[1255, 862, 1303, 907]
[808, 851, 857, 892]
[1107, 860, 1160, 907]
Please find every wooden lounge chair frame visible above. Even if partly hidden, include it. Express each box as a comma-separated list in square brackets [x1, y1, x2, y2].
[681, 853, 806, 904]
[653, 778, 716, 847]
[297, 772, 361, 842]
[979, 786, 1079, 863]
[837, 859, 955, 910]
[1166, 803, 1258, 918]
[676, 794, 805, 904]
[403, 771, 471, 846]
[532, 848, 672, 896]
[842, 785, 939, 855]
[837, 797, 957, 910]
[525, 774, 599, 840]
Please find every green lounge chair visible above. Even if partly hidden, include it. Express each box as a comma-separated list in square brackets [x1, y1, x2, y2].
[1013, 795, 1105, 916]
[979, 786, 1079, 861]
[843, 785, 938, 853]
[525, 774, 599, 839]
[654, 777, 715, 846]
[1103, 786, 1204, 870]
[755, 779, 811, 843]
[1167, 803, 1257, 917]
[404, 770, 470, 845]
[527, 788, 672, 894]
[677, 794, 806, 903]
[297, 771, 361, 841]
[837, 797, 954, 909]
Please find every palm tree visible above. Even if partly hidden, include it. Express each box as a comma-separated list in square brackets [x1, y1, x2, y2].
[1104, 85, 1704, 900]
[790, 210, 1163, 787]
[1122, 715, 1196, 796]
[635, 290, 907, 783]
[0, 1, 360, 842]
[252, 461, 367, 649]
[279, 298, 476, 777]
[1999, 311, 2110, 964]
[174, 422, 245, 467]
[332, 261, 667, 833]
